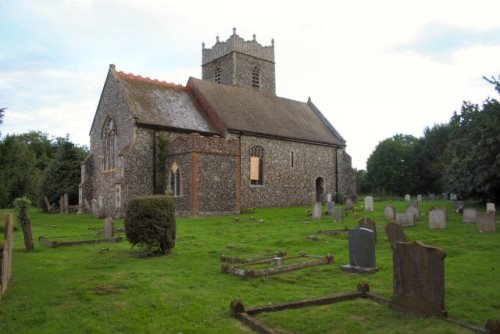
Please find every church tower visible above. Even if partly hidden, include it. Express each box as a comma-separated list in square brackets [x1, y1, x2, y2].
[202, 28, 275, 95]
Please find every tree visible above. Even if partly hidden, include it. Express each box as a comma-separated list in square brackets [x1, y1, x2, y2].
[0, 107, 5, 137]
[366, 134, 419, 195]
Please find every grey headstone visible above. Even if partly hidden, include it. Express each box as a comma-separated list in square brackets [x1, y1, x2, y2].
[417, 194, 422, 202]
[453, 200, 465, 212]
[476, 213, 496, 233]
[404, 194, 411, 202]
[364, 196, 374, 211]
[442, 193, 448, 200]
[392, 241, 447, 317]
[333, 207, 344, 222]
[385, 223, 408, 251]
[384, 206, 396, 222]
[358, 217, 377, 242]
[326, 193, 332, 202]
[396, 213, 415, 227]
[327, 201, 334, 216]
[84, 199, 91, 212]
[408, 200, 419, 208]
[312, 202, 322, 220]
[98, 196, 104, 209]
[406, 206, 419, 221]
[450, 193, 457, 201]
[429, 194, 435, 201]
[341, 228, 377, 273]
[429, 208, 448, 229]
[345, 198, 353, 211]
[91, 199, 99, 216]
[63, 193, 69, 214]
[486, 203, 496, 213]
[104, 217, 114, 238]
[463, 208, 477, 224]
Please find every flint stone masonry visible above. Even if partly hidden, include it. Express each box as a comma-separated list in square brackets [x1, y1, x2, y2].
[396, 213, 415, 227]
[385, 223, 408, 251]
[384, 206, 396, 221]
[476, 213, 496, 232]
[364, 196, 374, 211]
[487, 203, 496, 213]
[429, 208, 448, 229]
[392, 241, 447, 317]
[463, 208, 477, 224]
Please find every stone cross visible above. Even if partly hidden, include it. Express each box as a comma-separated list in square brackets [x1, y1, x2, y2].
[429, 208, 448, 229]
[391, 241, 447, 317]
[384, 206, 396, 222]
[463, 208, 477, 224]
[364, 196, 374, 211]
[104, 217, 114, 238]
[341, 228, 378, 274]
[385, 223, 408, 251]
[476, 213, 496, 233]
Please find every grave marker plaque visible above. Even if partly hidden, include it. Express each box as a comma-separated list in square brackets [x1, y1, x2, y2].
[463, 208, 477, 224]
[450, 193, 457, 201]
[385, 223, 408, 251]
[429, 194, 435, 201]
[417, 194, 422, 202]
[453, 201, 465, 212]
[429, 208, 448, 229]
[406, 206, 419, 221]
[391, 241, 447, 317]
[341, 228, 377, 273]
[345, 198, 353, 211]
[104, 217, 114, 238]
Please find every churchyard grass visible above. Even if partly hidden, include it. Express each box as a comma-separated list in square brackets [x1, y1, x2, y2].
[0, 200, 499, 333]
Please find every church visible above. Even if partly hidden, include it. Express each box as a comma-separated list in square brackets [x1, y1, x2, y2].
[79, 28, 356, 217]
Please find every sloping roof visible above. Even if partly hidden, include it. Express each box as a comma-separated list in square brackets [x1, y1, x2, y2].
[188, 77, 345, 146]
[116, 71, 217, 134]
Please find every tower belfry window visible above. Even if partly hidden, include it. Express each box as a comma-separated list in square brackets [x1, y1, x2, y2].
[252, 66, 260, 89]
[214, 67, 221, 83]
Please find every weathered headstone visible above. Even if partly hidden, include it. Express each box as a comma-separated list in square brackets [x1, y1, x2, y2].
[384, 206, 396, 222]
[326, 193, 332, 202]
[312, 202, 322, 220]
[364, 196, 374, 211]
[463, 208, 477, 224]
[404, 194, 411, 202]
[385, 223, 408, 251]
[327, 201, 334, 216]
[450, 193, 457, 201]
[104, 217, 114, 238]
[417, 194, 422, 202]
[408, 200, 419, 208]
[429, 208, 448, 230]
[91, 199, 99, 217]
[98, 196, 104, 209]
[476, 213, 496, 233]
[453, 200, 465, 212]
[429, 193, 435, 201]
[341, 228, 377, 273]
[84, 199, 91, 212]
[345, 198, 353, 211]
[406, 206, 419, 221]
[487, 203, 496, 213]
[358, 217, 377, 242]
[333, 208, 344, 222]
[391, 241, 447, 317]
[396, 213, 415, 227]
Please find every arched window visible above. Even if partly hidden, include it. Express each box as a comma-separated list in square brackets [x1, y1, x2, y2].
[251, 66, 260, 89]
[170, 165, 181, 197]
[102, 117, 116, 171]
[250, 146, 264, 185]
[214, 66, 222, 84]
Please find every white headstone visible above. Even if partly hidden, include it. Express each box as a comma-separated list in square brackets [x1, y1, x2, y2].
[364, 196, 374, 211]
[429, 208, 447, 229]
[404, 194, 411, 201]
[417, 194, 422, 202]
[326, 194, 332, 202]
[486, 203, 496, 213]
[312, 202, 322, 220]
[450, 193, 457, 201]
[384, 206, 396, 221]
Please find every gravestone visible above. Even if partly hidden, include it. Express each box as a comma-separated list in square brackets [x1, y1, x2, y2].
[429, 208, 448, 229]
[450, 193, 457, 201]
[417, 194, 422, 202]
[463, 208, 477, 224]
[341, 228, 378, 274]
[408, 200, 419, 208]
[391, 241, 447, 317]
[104, 217, 114, 238]
[333, 208, 344, 222]
[327, 201, 334, 216]
[385, 223, 408, 251]
[384, 206, 396, 222]
[312, 202, 322, 220]
[98, 196, 104, 209]
[396, 213, 415, 227]
[345, 198, 353, 211]
[442, 193, 448, 200]
[453, 201, 465, 212]
[358, 217, 377, 242]
[84, 199, 91, 212]
[487, 203, 496, 213]
[406, 206, 419, 221]
[404, 194, 411, 202]
[91, 199, 99, 217]
[364, 196, 374, 211]
[476, 213, 496, 233]
[429, 194, 435, 201]
[326, 193, 332, 202]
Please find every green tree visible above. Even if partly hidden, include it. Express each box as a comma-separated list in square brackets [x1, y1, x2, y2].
[366, 134, 419, 195]
[0, 107, 5, 137]
[355, 169, 370, 195]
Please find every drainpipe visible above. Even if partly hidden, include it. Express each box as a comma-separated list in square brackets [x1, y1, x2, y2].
[335, 147, 339, 193]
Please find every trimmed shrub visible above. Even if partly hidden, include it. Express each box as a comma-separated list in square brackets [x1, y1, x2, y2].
[124, 195, 176, 255]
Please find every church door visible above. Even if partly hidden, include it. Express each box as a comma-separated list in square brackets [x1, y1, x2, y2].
[315, 177, 324, 202]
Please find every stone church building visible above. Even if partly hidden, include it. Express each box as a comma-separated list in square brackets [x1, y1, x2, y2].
[80, 29, 356, 217]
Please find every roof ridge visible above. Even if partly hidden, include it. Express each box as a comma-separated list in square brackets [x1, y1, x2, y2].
[116, 70, 187, 90]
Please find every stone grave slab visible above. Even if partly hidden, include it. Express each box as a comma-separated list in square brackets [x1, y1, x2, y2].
[312, 202, 322, 220]
[396, 213, 415, 227]
[341, 228, 377, 274]
[429, 208, 448, 229]
[333, 207, 344, 222]
[364, 196, 374, 211]
[384, 206, 396, 222]
[391, 241, 447, 317]
[476, 213, 496, 233]
[463, 208, 477, 224]
[358, 217, 377, 242]
[385, 223, 408, 251]
[487, 203, 496, 213]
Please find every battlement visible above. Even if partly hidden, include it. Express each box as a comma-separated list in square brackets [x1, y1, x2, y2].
[202, 28, 274, 65]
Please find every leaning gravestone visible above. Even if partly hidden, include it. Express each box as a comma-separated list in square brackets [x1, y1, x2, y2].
[333, 208, 344, 222]
[104, 217, 114, 238]
[358, 217, 377, 242]
[406, 206, 419, 221]
[341, 228, 378, 274]
[429, 208, 448, 230]
[312, 202, 322, 220]
[396, 213, 415, 227]
[345, 198, 353, 211]
[384, 206, 396, 222]
[463, 208, 477, 224]
[327, 201, 334, 216]
[417, 194, 422, 202]
[385, 223, 408, 251]
[404, 194, 411, 202]
[364, 196, 374, 211]
[487, 203, 496, 213]
[476, 213, 496, 233]
[391, 241, 447, 317]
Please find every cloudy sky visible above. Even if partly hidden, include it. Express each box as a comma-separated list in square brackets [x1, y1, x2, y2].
[1, 0, 500, 169]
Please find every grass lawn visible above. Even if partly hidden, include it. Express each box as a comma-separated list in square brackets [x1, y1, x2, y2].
[0, 200, 499, 333]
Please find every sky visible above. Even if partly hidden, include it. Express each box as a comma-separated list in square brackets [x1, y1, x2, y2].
[1, 0, 500, 170]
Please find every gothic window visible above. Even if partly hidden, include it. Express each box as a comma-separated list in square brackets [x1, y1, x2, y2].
[170, 165, 181, 197]
[102, 117, 116, 171]
[250, 146, 264, 185]
[214, 66, 222, 83]
[251, 66, 260, 89]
